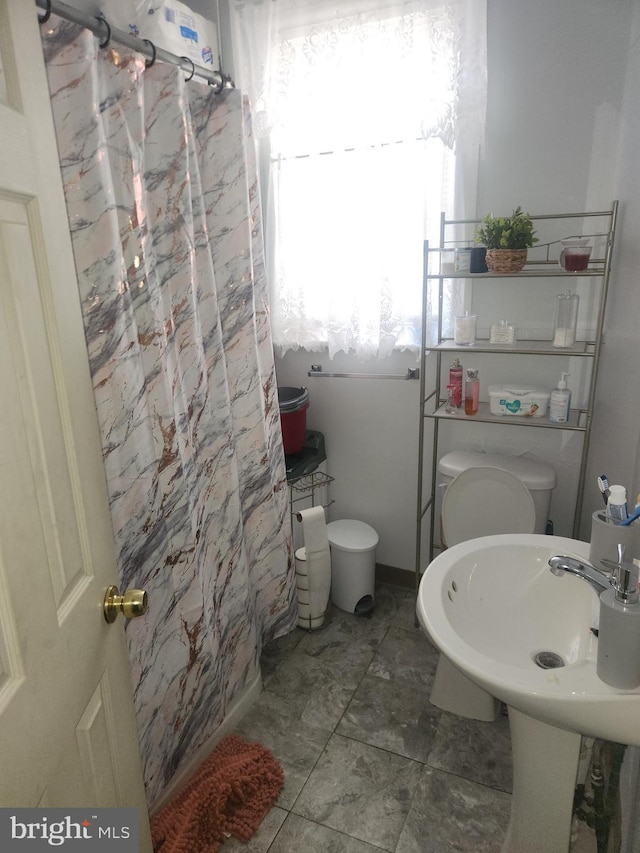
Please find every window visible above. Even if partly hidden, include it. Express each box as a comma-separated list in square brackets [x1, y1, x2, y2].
[231, 0, 487, 359]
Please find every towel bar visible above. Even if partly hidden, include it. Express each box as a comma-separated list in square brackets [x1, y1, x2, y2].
[307, 365, 419, 380]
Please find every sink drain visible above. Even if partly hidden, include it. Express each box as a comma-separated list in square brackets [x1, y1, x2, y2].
[534, 651, 565, 670]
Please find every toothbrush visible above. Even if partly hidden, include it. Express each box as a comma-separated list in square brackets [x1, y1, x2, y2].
[598, 474, 610, 504]
[620, 505, 640, 527]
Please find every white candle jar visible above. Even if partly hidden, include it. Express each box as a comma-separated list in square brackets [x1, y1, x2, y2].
[454, 313, 477, 346]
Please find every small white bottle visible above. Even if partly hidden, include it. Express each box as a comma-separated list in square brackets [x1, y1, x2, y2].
[607, 485, 628, 522]
[549, 372, 571, 423]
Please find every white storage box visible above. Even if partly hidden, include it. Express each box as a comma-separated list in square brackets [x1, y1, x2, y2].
[488, 385, 550, 418]
[105, 1, 219, 68]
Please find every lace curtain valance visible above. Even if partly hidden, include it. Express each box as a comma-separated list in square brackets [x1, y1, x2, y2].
[230, 0, 487, 359]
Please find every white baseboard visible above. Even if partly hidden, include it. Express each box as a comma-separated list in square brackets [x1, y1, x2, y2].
[150, 669, 263, 814]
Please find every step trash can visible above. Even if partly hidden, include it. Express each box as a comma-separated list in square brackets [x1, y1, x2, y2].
[327, 519, 379, 614]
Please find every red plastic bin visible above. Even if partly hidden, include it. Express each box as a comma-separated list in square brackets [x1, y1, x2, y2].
[278, 387, 309, 455]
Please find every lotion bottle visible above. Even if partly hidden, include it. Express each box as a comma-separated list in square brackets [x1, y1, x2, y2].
[597, 547, 640, 689]
[464, 369, 479, 416]
[549, 372, 571, 423]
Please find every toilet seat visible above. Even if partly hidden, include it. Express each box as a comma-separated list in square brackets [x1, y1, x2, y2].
[442, 466, 536, 547]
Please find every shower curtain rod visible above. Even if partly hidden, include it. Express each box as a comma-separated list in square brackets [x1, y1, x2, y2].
[35, 0, 233, 92]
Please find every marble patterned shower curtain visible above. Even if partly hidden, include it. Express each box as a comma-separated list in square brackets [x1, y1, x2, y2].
[42, 19, 297, 808]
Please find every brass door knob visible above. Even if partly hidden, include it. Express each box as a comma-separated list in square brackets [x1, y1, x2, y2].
[103, 585, 148, 623]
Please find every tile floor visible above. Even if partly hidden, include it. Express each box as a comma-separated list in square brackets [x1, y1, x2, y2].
[229, 583, 517, 852]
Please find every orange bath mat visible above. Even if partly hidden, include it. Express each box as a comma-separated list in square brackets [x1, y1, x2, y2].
[151, 733, 284, 852]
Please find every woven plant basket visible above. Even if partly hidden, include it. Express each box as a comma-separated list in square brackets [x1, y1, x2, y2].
[485, 248, 528, 273]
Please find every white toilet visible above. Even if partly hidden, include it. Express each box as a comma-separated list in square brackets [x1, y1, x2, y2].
[437, 450, 556, 539]
[429, 450, 557, 720]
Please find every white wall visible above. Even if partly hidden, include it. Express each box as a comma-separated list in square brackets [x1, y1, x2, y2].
[276, 350, 421, 572]
[478, 0, 630, 215]
[583, 2, 640, 539]
[276, 0, 635, 577]
[465, 0, 631, 549]
[469, 0, 637, 550]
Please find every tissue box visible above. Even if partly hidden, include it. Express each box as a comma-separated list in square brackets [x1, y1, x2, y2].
[105, 1, 219, 68]
[488, 385, 550, 418]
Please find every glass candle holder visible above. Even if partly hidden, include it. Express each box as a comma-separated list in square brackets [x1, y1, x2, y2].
[553, 291, 579, 348]
[490, 320, 517, 345]
[454, 248, 471, 272]
[444, 384, 457, 414]
[454, 313, 477, 346]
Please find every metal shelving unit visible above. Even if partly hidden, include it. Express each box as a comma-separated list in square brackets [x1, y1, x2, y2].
[415, 203, 618, 590]
[285, 430, 334, 525]
[289, 470, 334, 520]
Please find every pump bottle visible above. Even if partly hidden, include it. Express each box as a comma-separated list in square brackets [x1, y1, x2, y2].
[597, 546, 640, 689]
[549, 372, 571, 423]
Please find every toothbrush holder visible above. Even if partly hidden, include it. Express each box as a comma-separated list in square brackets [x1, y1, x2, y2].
[589, 511, 640, 573]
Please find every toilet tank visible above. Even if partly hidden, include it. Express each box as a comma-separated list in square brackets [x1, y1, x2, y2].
[437, 451, 557, 535]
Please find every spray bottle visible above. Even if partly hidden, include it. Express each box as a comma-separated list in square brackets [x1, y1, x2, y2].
[549, 371, 571, 423]
[449, 358, 463, 408]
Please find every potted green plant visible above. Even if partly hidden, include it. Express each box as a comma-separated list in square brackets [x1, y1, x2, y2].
[474, 206, 538, 273]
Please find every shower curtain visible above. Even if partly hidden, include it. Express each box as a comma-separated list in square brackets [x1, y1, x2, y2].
[41, 19, 298, 808]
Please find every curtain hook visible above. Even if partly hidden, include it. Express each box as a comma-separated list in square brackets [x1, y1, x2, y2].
[181, 56, 195, 82]
[143, 39, 157, 68]
[38, 0, 52, 24]
[96, 15, 111, 49]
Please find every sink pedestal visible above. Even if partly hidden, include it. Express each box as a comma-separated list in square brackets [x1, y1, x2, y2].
[430, 653, 500, 721]
[417, 535, 640, 848]
[502, 707, 581, 853]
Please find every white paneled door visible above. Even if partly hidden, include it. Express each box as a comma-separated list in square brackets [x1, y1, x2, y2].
[0, 2, 152, 845]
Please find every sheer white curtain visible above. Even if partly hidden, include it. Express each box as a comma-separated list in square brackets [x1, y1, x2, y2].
[230, 0, 487, 359]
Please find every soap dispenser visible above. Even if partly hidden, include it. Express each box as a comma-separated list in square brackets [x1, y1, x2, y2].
[549, 372, 571, 423]
[597, 545, 640, 689]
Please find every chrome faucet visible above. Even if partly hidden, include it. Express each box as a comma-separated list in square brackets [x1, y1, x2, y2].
[548, 555, 614, 597]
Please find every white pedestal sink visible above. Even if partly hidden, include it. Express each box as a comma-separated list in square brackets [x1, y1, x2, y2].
[416, 534, 640, 853]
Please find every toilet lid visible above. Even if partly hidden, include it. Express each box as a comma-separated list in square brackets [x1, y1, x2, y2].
[442, 466, 536, 547]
